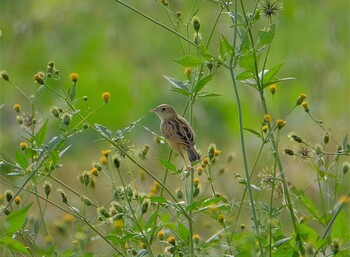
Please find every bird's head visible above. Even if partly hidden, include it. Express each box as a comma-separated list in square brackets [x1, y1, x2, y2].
[150, 104, 178, 120]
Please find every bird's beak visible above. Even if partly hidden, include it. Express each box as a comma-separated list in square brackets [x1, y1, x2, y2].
[149, 108, 155, 113]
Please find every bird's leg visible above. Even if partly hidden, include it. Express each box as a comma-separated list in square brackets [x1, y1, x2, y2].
[180, 153, 195, 172]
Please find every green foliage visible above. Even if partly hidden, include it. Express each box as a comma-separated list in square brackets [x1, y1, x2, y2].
[0, 204, 32, 254]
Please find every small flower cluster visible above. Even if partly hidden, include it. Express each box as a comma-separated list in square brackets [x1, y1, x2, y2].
[296, 93, 309, 112]
[47, 61, 60, 78]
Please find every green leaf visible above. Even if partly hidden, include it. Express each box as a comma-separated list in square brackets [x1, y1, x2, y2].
[262, 77, 295, 88]
[171, 87, 191, 96]
[239, 52, 256, 73]
[68, 82, 77, 101]
[0, 236, 30, 254]
[164, 76, 189, 91]
[174, 55, 202, 67]
[33, 84, 45, 101]
[144, 209, 158, 231]
[244, 128, 262, 138]
[273, 247, 296, 257]
[35, 119, 48, 146]
[194, 74, 214, 94]
[160, 213, 170, 226]
[177, 220, 189, 243]
[158, 159, 177, 172]
[236, 70, 254, 81]
[258, 24, 276, 46]
[231, 232, 256, 255]
[15, 150, 28, 170]
[186, 196, 224, 212]
[220, 34, 235, 58]
[150, 196, 169, 204]
[331, 210, 350, 243]
[299, 193, 322, 222]
[297, 223, 319, 245]
[260, 63, 284, 86]
[5, 203, 32, 235]
[197, 92, 221, 98]
[94, 123, 112, 138]
[272, 237, 293, 247]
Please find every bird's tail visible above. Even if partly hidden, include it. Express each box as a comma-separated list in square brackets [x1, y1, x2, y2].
[186, 145, 201, 162]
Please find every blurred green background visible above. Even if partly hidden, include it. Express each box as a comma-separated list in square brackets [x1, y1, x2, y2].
[0, 0, 349, 245]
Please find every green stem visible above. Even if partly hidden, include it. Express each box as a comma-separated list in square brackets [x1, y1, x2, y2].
[223, 0, 264, 255]
[114, 0, 197, 48]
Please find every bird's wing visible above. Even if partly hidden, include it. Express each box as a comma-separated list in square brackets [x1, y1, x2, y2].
[162, 117, 195, 146]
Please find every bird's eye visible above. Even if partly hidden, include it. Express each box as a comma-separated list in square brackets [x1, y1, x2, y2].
[161, 107, 166, 111]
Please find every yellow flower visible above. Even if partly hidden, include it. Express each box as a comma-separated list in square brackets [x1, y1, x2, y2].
[217, 214, 225, 223]
[157, 230, 165, 240]
[203, 157, 209, 165]
[113, 219, 124, 229]
[296, 93, 307, 105]
[214, 149, 221, 157]
[102, 149, 111, 157]
[264, 114, 272, 122]
[100, 156, 107, 165]
[338, 195, 350, 204]
[90, 167, 98, 176]
[262, 124, 268, 133]
[13, 104, 21, 113]
[70, 73, 78, 82]
[184, 67, 191, 75]
[269, 84, 277, 94]
[20, 142, 28, 150]
[33, 72, 45, 85]
[102, 92, 110, 103]
[197, 166, 204, 175]
[166, 236, 176, 245]
[301, 101, 309, 112]
[140, 242, 147, 249]
[276, 119, 286, 129]
[14, 196, 21, 205]
[63, 213, 74, 223]
[193, 234, 201, 244]
[193, 177, 200, 187]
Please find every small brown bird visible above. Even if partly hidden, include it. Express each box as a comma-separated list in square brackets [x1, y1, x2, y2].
[151, 104, 201, 164]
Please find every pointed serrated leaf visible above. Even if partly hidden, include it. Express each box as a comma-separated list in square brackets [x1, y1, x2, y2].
[239, 52, 256, 73]
[236, 70, 254, 81]
[197, 92, 221, 98]
[261, 63, 284, 85]
[35, 119, 49, 146]
[158, 159, 177, 172]
[174, 55, 202, 67]
[34, 85, 45, 101]
[69, 82, 77, 101]
[262, 77, 296, 89]
[171, 87, 191, 96]
[164, 76, 189, 91]
[0, 236, 30, 254]
[5, 203, 32, 235]
[258, 24, 276, 46]
[15, 150, 28, 170]
[220, 34, 235, 57]
[244, 128, 262, 138]
[178, 220, 189, 243]
[94, 123, 112, 138]
[195, 74, 214, 94]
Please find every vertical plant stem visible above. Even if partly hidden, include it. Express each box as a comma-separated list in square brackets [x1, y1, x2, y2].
[225, 0, 264, 254]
